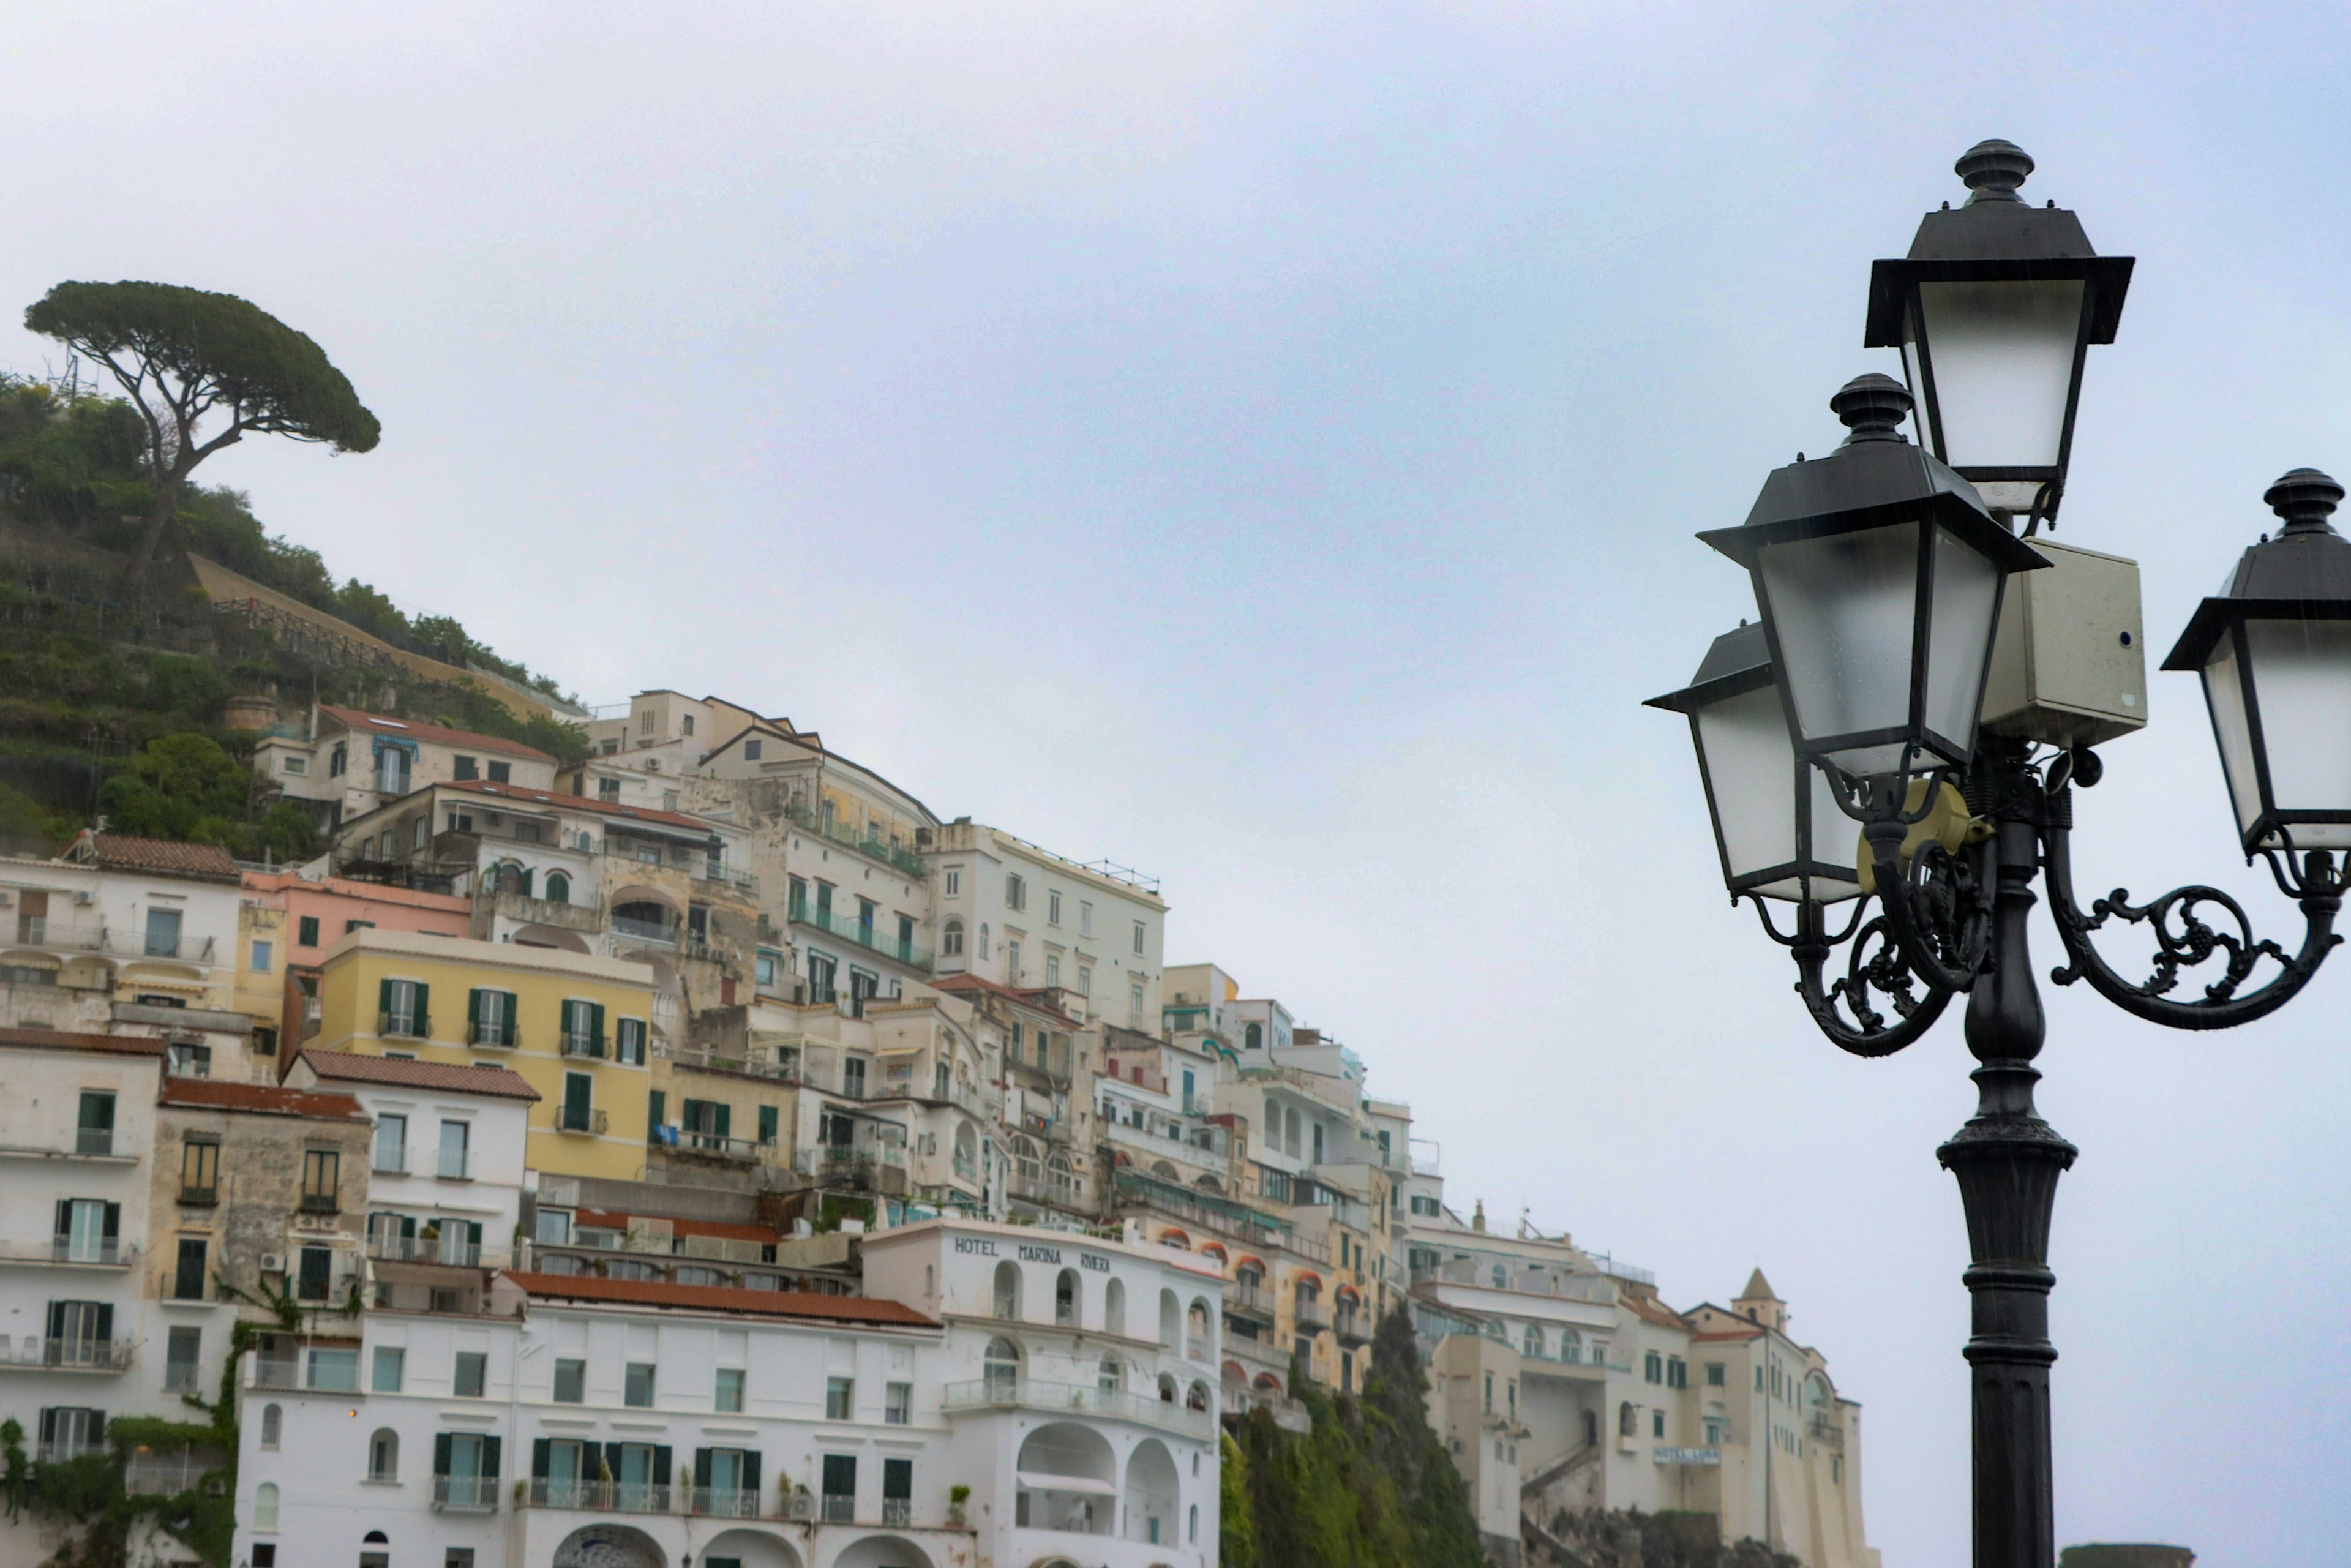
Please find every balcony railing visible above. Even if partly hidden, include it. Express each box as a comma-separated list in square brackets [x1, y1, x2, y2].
[611, 914, 675, 944]
[125, 1452, 222, 1495]
[785, 898, 933, 972]
[525, 1479, 670, 1513]
[432, 1476, 500, 1512]
[19, 1237, 135, 1267]
[1229, 1283, 1275, 1319]
[820, 1493, 855, 1523]
[298, 1191, 339, 1214]
[157, 1270, 222, 1302]
[0, 1336, 135, 1371]
[438, 1150, 471, 1180]
[882, 1498, 912, 1526]
[940, 1378, 1214, 1439]
[369, 1234, 483, 1267]
[1333, 1310, 1368, 1345]
[373, 1149, 408, 1176]
[1292, 1302, 1329, 1334]
[377, 1011, 432, 1039]
[784, 804, 928, 878]
[560, 1033, 607, 1060]
[9, 918, 105, 951]
[467, 1021, 518, 1048]
[662, 1043, 801, 1084]
[179, 1182, 218, 1206]
[36, 1440, 105, 1463]
[681, 1485, 764, 1518]
[559, 1108, 610, 1136]
[670, 1130, 760, 1162]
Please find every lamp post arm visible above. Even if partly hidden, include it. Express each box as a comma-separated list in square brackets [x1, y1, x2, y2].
[2042, 811, 2344, 1030]
[1775, 896, 1956, 1057]
[1865, 817, 1995, 996]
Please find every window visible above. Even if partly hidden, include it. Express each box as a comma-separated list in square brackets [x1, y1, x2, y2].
[179, 1139, 219, 1204]
[164, 1326, 201, 1392]
[75, 1092, 114, 1157]
[820, 1454, 856, 1522]
[640, 709, 656, 735]
[454, 1352, 487, 1398]
[253, 1026, 278, 1058]
[468, 988, 516, 1048]
[882, 1455, 912, 1523]
[253, 1482, 279, 1531]
[1005, 872, 1025, 910]
[144, 907, 182, 958]
[260, 1404, 281, 1449]
[439, 1120, 471, 1180]
[1130, 982, 1144, 1024]
[681, 715, 694, 736]
[624, 1362, 656, 1408]
[296, 1245, 332, 1302]
[977, 923, 989, 961]
[560, 1000, 604, 1057]
[379, 977, 429, 1037]
[1048, 890, 1062, 925]
[599, 777, 621, 801]
[885, 1382, 911, 1425]
[943, 867, 961, 897]
[301, 1149, 341, 1212]
[1409, 1194, 1440, 1217]
[1644, 1351, 1662, 1384]
[553, 1359, 585, 1404]
[992, 1261, 1021, 1320]
[714, 1367, 744, 1412]
[454, 755, 478, 781]
[983, 1338, 1019, 1398]
[1076, 964, 1091, 996]
[826, 1376, 853, 1420]
[369, 1427, 399, 1482]
[1005, 940, 1020, 981]
[1079, 899, 1093, 936]
[1044, 953, 1060, 986]
[1132, 919, 1146, 956]
[758, 1105, 779, 1146]
[545, 871, 570, 905]
[1707, 1361, 1726, 1387]
[1654, 1409, 1667, 1439]
[741, 737, 763, 762]
[1668, 1356, 1689, 1389]
[615, 1017, 647, 1066]
[373, 1347, 405, 1392]
[487, 760, 510, 784]
[373, 1114, 406, 1174]
[250, 940, 272, 973]
[282, 754, 307, 776]
[298, 915, 320, 947]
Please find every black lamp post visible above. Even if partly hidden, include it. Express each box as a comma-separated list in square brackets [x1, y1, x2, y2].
[1652, 147, 2350, 1568]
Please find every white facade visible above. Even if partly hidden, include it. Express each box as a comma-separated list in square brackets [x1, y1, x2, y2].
[255, 705, 560, 830]
[926, 825, 1165, 1033]
[0, 844, 244, 1018]
[0, 1034, 168, 1468]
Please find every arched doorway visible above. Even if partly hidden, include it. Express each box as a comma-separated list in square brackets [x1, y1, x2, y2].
[828, 1534, 935, 1568]
[552, 1525, 664, 1568]
[1123, 1438, 1180, 1546]
[1015, 1424, 1116, 1536]
[696, 1528, 800, 1568]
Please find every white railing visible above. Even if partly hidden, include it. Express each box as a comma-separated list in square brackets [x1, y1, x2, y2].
[0, 1336, 136, 1371]
[432, 1476, 498, 1512]
[940, 1378, 1212, 1439]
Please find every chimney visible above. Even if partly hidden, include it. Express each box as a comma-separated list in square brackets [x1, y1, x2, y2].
[1471, 1201, 1486, 1234]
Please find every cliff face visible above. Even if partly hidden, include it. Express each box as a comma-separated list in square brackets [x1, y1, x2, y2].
[1525, 1507, 1801, 1568]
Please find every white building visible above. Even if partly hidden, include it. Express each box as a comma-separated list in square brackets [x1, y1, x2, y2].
[0, 835, 248, 1031]
[254, 705, 560, 831]
[924, 823, 1164, 1034]
[230, 1218, 1223, 1568]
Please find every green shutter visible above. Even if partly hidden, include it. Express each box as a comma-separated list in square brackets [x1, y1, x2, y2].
[758, 1106, 778, 1146]
[533, 1439, 551, 1480]
[564, 1075, 592, 1127]
[591, 1003, 607, 1051]
[713, 1103, 730, 1141]
[413, 983, 430, 1033]
[467, 989, 481, 1027]
[481, 1436, 500, 1480]
[378, 977, 394, 1017]
[651, 1447, 672, 1487]
[693, 1448, 711, 1488]
[742, 1450, 760, 1496]
[504, 993, 520, 1044]
[649, 1090, 666, 1127]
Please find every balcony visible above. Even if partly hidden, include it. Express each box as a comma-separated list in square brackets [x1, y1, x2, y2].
[882, 1498, 912, 1527]
[372, 1149, 408, 1176]
[35, 1440, 105, 1463]
[0, 1128, 134, 1162]
[157, 1270, 225, 1302]
[558, 1108, 610, 1136]
[664, 1043, 800, 1085]
[0, 1336, 135, 1371]
[784, 804, 928, 879]
[467, 1021, 518, 1048]
[179, 1183, 218, 1206]
[124, 1450, 224, 1496]
[7, 917, 105, 952]
[524, 1479, 670, 1514]
[669, 1130, 761, 1163]
[1220, 1381, 1311, 1435]
[298, 1191, 340, 1215]
[681, 1486, 764, 1518]
[559, 1033, 607, 1060]
[377, 1011, 432, 1040]
[1333, 1309, 1369, 1346]
[439, 1149, 471, 1180]
[432, 1476, 499, 1513]
[484, 890, 604, 935]
[369, 1234, 484, 1268]
[820, 1493, 855, 1523]
[2, 1237, 137, 1269]
[1112, 1169, 1313, 1259]
[611, 913, 675, 945]
[1292, 1302, 1329, 1335]
[1228, 1283, 1275, 1322]
[940, 1378, 1214, 1440]
[785, 898, 933, 973]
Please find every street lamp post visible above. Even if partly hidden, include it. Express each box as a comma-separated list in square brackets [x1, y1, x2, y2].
[1650, 146, 2351, 1568]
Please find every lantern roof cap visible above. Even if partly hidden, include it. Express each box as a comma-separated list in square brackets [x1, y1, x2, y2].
[1864, 141, 2134, 347]
[1700, 378, 2046, 577]
[2162, 470, 2351, 670]
[1644, 621, 1771, 715]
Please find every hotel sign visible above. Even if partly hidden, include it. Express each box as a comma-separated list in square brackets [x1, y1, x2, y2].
[1653, 1447, 1721, 1466]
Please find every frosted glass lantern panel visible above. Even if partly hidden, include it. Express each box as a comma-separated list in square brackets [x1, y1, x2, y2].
[1914, 279, 2084, 479]
[2244, 618, 2351, 847]
[2201, 637, 2263, 841]
[1694, 686, 1858, 902]
[1757, 522, 1921, 776]
[1922, 526, 2002, 754]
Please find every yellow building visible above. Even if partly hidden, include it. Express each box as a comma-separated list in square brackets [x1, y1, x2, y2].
[310, 926, 657, 1180]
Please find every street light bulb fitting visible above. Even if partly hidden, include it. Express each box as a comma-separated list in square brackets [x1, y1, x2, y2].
[1830, 374, 1913, 444]
[2263, 467, 2344, 535]
[1955, 140, 2034, 204]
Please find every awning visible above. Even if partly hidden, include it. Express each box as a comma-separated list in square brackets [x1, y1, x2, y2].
[1015, 1471, 1117, 1498]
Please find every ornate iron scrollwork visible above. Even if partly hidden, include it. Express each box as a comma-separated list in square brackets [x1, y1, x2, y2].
[1761, 897, 1954, 1057]
[2042, 816, 2344, 1030]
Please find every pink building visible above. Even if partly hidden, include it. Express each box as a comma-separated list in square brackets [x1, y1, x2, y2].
[239, 871, 471, 1068]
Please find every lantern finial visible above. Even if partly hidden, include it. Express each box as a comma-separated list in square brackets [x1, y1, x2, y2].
[1956, 140, 2034, 204]
[1830, 373, 1913, 445]
[2263, 468, 2344, 536]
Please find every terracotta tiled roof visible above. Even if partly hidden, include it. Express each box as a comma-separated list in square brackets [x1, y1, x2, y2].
[1619, 1292, 1691, 1330]
[503, 1272, 936, 1327]
[1738, 1267, 1780, 1302]
[318, 705, 555, 762]
[294, 1049, 540, 1101]
[0, 1027, 167, 1058]
[572, 1209, 777, 1245]
[78, 834, 241, 883]
[159, 1078, 369, 1122]
[930, 972, 1078, 1020]
[438, 780, 720, 834]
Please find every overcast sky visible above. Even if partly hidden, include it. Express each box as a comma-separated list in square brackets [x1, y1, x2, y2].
[10, 5, 2351, 1561]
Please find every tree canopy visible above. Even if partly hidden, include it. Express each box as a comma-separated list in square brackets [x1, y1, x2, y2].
[23, 281, 378, 589]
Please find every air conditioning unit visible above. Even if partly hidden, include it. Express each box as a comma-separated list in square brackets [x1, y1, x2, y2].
[259, 1253, 285, 1274]
[73, 891, 94, 907]
[647, 759, 662, 773]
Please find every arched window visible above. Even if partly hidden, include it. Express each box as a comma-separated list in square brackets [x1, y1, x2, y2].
[1158, 1371, 1178, 1404]
[984, 1337, 1021, 1399]
[977, 923, 989, 960]
[1158, 1288, 1182, 1349]
[1098, 1356, 1124, 1394]
[924, 1264, 936, 1299]
[613, 900, 672, 939]
[1104, 1278, 1126, 1337]
[1491, 1263, 1508, 1288]
[1559, 1329, 1583, 1365]
[1523, 1325, 1545, 1359]
[954, 1122, 978, 1176]
[1187, 1299, 1212, 1359]
[1056, 1268, 1081, 1327]
[544, 871, 571, 906]
[368, 1428, 399, 1482]
[260, 1404, 282, 1449]
[1190, 1502, 1201, 1544]
[993, 1260, 1022, 1321]
[253, 1483, 279, 1531]
[1245, 1022, 1263, 1050]
[1186, 1379, 1209, 1411]
[1619, 1400, 1638, 1438]
[942, 919, 964, 958]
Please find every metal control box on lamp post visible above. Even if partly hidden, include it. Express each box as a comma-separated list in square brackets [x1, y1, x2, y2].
[1649, 143, 2351, 1568]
